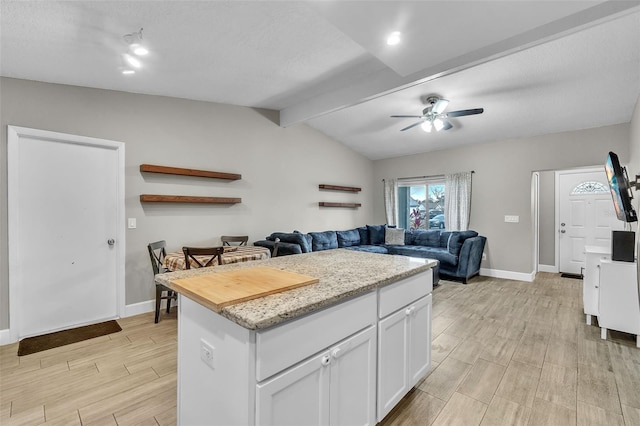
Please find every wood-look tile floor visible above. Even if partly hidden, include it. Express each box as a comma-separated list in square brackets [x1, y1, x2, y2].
[381, 273, 640, 426]
[1, 272, 639, 425]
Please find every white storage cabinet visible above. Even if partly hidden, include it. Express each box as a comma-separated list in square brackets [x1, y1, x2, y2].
[256, 325, 376, 426]
[377, 273, 433, 421]
[583, 246, 610, 325]
[598, 259, 640, 347]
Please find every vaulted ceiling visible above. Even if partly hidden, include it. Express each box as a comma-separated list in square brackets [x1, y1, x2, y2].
[2, 1, 639, 159]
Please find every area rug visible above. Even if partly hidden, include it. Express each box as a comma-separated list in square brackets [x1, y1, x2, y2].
[17, 320, 122, 356]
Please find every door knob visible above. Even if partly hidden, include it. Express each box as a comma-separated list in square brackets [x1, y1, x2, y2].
[560, 230, 566, 234]
[561, 223, 566, 226]
[107, 239, 115, 246]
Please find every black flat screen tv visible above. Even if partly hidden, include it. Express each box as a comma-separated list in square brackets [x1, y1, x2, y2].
[605, 151, 637, 223]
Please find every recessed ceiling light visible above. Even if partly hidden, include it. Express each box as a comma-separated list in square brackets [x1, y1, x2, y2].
[122, 69, 135, 75]
[387, 31, 401, 46]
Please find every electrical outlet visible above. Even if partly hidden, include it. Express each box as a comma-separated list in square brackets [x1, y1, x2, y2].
[200, 339, 215, 370]
[504, 215, 520, 223]
[482, 253, 487, 260]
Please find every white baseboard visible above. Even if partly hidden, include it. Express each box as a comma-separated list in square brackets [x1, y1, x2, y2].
[123, 298, 177, 318]
[480, 268, 535, 282]
[538, 264, 558, 273]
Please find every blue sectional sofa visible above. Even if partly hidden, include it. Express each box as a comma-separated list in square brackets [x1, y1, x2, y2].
[254, 225, 486, 284]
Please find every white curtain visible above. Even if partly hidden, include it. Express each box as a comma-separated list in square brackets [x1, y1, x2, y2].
[383, 178, 398, 226]
[445, 172, 473, 231]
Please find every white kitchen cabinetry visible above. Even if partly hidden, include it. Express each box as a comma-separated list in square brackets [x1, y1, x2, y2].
[256, 325, 376, 426]
[175, 267, 433, 426]
[583, 246, 610, 325]
[598, 259, 640, 347]
[377, 273, 433, 421]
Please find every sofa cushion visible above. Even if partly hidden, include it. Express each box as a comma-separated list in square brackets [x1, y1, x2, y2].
[385, 227, 405, 245]
[357, 226, 369, 245]
[344, 245, 389, 254]
[412, 229, 441, 247]
[387, 245, 458, 266]
[309, 231, 338, 251]
[367, 224, 386, 245]
[268, 232, 312, 253]
[336, 229, 361, 248]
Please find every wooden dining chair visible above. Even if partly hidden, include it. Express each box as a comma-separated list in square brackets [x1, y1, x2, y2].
[221, 235, 249, 246]
[182, 246, 225, 269]
[148, 240, 177, 323]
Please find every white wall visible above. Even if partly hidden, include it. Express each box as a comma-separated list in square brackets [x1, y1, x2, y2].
[0, 77, 375, 329]
[373, 124, 630, 277]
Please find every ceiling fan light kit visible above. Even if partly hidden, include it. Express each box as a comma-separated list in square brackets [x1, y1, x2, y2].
[121, 28, 149, 75]
[391, 95, 483, 133]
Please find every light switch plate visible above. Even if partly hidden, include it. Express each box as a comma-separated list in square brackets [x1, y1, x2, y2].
[504, 215, 519, 223]
[127, 218, 136, 229]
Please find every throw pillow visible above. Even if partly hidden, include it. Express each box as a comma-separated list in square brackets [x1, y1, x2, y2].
[385, 227, 405, 245]
[367, 224, 386, 245]
[357, 226, 369, 245]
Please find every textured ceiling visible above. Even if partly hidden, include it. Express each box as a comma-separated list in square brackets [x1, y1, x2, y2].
[1, 1, 639, 160]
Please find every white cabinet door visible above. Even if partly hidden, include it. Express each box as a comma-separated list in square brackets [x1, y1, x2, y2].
[599, 260, 640, 338]
[256, 350, 331, 426]
[378, 294, 432, 422]
[330, 326, 376, 426]
[377, 306, 409, 421]
[408, 294, 432, 385]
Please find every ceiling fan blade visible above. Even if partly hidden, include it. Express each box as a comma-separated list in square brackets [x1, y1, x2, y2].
[400, 121, 424, 131]
[432, 99, 450, 115]
[446, 108, 484, 117]
[391, 115, 423, 118]
[441, 120, 453, 131]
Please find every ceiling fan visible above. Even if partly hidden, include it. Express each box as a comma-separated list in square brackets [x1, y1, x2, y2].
[391, 96, 484, 132]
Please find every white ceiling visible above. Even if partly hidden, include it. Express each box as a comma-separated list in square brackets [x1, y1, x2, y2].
[2, 1, 639, 160]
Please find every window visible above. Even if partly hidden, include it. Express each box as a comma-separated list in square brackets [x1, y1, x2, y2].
[398, 179, 446, 230]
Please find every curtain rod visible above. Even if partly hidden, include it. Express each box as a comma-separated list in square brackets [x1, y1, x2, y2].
[383, 170, 474, 182]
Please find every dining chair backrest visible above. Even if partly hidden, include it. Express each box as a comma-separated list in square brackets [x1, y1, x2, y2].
[148, 240, 167, 275]
[148, 240, 176, 323]
[221, 235, 248, 246]
[182, 246, 225, 269]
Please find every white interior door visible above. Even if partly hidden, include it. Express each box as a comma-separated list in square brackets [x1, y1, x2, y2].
[557, 169, 622, 275]
[8, 126, 125, 340]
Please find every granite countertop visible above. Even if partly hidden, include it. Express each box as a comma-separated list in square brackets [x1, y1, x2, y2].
[156, 249, 436, 330]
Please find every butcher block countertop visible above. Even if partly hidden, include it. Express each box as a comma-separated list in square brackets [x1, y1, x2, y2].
[156, 249, 436, 330]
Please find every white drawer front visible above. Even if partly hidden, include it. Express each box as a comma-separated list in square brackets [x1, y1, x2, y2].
[378, 270, 432, 319]
[256, 290, 377, 381]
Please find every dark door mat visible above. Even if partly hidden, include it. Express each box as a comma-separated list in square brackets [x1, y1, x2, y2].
[560, 272, 583, 279]
[18, 320, 122, 356]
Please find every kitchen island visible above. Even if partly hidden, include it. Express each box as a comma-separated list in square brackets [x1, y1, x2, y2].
[157, 249, 436, 425]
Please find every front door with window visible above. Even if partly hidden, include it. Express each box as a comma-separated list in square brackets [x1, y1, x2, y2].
[557, 169, 622, 275]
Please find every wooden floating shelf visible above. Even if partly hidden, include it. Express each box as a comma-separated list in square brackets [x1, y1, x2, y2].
[319, 202, 362, 208]
[319, 184, 361, 192]
[140, 164, 241, 181]
[140, 195, 241, 204]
